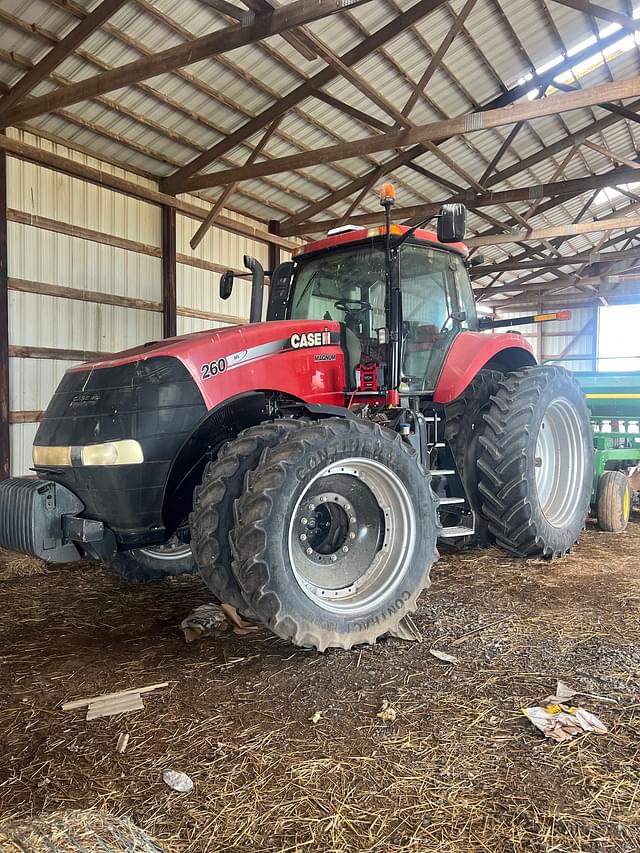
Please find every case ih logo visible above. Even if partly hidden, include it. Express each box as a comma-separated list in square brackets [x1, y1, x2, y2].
[290, 330, 331, 349]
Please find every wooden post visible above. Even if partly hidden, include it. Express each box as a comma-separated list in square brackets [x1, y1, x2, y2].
[268, 220, 281, 274]
[0, 150, 9, 479]
[161, 205, 177, 339]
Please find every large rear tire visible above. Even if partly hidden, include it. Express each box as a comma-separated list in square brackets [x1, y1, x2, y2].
[596, 470, 631, 533]
[444, 369, 502, 543]
[477, 366, 593, 558]
[231, 418, 439, 651]
[190, 420, 304, 612]
[108, 538, 195, 582]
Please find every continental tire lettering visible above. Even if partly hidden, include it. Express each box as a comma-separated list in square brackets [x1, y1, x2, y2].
[352, 591, 411, 632]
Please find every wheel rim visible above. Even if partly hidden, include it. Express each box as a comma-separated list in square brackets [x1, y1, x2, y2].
[287, 457, 417, 615]
[535, 397, 587, 528]
[139, 536, 192, 562]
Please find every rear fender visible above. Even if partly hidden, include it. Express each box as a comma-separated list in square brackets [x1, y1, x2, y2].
[433, 331, 536, 403]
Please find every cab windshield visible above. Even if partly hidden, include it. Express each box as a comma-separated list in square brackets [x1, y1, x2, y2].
[289, 240, 476, 391]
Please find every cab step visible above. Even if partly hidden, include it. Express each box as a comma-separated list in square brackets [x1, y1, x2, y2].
[439, 525, 476, 538]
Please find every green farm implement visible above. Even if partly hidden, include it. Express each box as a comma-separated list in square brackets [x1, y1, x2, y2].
[574, 371, 640, 533]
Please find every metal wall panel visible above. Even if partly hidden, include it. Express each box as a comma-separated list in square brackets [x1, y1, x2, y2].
[6, 137, 279, 475]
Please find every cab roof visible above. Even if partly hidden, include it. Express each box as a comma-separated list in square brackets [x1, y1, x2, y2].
[293, 225, 468, 259]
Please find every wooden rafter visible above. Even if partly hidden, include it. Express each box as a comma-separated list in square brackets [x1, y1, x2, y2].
[0, 0, 127, 121]
[161, 0, 449, 193]
[466, 214, 640, 248]
[239, 0, 317, 60]
[285, 163, 640, 235]
[3, 0, 375, 128]
[176, 79, 640, 191]
[550, 0, 640, 33]
[280, 26, 634, 230]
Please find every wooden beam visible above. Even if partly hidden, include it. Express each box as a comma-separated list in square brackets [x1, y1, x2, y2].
[278, 27, 637, 229]
[240, 0, 317, 60]
[9, 411, 43, 425]
[8, 344, 109, 362]
[472, 248, 639, 274]
[161, 0, 449, 192]
[466, 214, 640, 248]
[4, 0, 375, 127]
[285, 163, 640, 235]
[476, 271, 640, 297]
[582, 140, 640, 170]
[401, 0, 479, 119]
[268, 220, 281, 272]
[0, 133, 297, 250]
[0, 0, 127, 121]
[190, 117, 280, 250]
[550, 0, 640, 32]
[0, 150, 8, 480]
[8, 277, 248, 324]
[162, 206, 177, 339]
[198, 0, 247, 20]
[181, 78, 640, 190]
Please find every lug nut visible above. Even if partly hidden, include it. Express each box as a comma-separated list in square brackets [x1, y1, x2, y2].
[345, 504, 351, 511]
[330, 554, 337, 562]
[300, 533, 307, 542]
[306, 547, 313, 555]
[342, 546, 349, 553]
[349, 532, 356, 540]
[301, 517, 308, 525]
[320, 496, 326, 503]
[350, 516, 356, 523]
[308, 503, 315, 511]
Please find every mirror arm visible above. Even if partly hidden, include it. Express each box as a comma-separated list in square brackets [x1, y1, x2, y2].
[393, 213, 438, 250]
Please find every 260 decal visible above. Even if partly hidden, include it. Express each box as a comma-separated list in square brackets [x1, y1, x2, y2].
[200, 358, 227, 380]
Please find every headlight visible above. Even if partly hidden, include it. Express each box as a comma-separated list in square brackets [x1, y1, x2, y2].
[33, 439, 144, 467]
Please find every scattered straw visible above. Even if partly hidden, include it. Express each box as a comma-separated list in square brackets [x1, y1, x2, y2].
[0, 522, 639, 851]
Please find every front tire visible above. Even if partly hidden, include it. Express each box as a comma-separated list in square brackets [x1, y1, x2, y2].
[231, 418, 439, 651]
[108, 538, 195, 582]
[190, 420, 305, 612]
[477, 366, 593, 558]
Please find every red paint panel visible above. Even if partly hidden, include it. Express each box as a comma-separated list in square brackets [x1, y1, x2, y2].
[69, 320, 347, 410]
[433, 331, 535, 403]
[295, 226, 468, 258]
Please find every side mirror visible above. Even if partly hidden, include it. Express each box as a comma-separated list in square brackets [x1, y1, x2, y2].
[219, 270, 234, 300]
[437, 203, 466, 243]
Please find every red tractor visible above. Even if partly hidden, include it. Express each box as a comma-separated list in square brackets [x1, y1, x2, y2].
[0, 185, 593, 650]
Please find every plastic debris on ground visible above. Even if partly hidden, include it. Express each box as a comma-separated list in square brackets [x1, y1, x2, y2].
[522, 703, 608, 741]
[180, 602, 258, 642]
[162, 769, 194, 793]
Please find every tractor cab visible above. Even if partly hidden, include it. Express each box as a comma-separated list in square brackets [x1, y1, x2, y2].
[279, 224, 477, 395]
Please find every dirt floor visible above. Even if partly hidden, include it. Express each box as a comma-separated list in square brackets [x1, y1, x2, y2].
[0, 522, 639, 853]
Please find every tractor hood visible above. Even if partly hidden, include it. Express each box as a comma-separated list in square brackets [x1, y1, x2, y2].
[68, 319, 348, 410]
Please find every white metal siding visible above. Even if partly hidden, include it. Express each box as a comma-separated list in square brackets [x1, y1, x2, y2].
[6, 132, 276, 475]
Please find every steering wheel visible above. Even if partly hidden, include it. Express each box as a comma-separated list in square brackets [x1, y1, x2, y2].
[335, 298, 372, 316]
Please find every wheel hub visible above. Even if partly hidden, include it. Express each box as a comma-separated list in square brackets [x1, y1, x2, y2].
[288, 459, 416, 614]
[535, 396, 587, 528]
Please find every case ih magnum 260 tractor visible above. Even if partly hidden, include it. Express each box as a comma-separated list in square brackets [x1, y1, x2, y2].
[0, 185, 593, 650]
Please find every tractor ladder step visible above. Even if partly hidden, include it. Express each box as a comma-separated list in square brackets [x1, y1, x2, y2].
[439, 525, 476, 538]
[438, 496, 465, 505]
[430, 469, 455, 476]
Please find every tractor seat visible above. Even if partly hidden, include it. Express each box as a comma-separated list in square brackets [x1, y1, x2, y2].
[406, 324, 439, 352]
